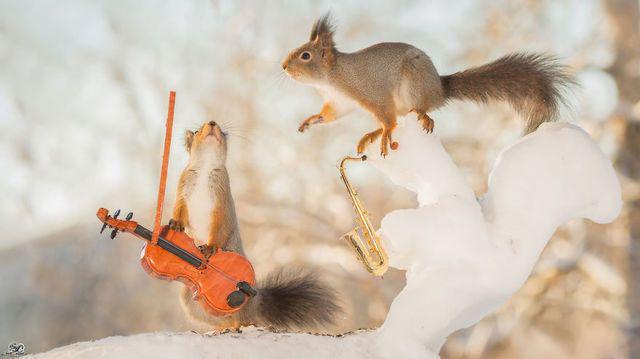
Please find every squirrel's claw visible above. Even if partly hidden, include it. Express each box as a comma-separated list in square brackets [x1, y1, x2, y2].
[198, 244, 216, 259]
[379, 129, 396, 158]
[168, 219, 185, 232]
[380, 140, 389, 158]
[357, 128, 384, 154]
[298, 114, 323, 133]
[356, 137, 369, 155]
[418, 113, 435, 133]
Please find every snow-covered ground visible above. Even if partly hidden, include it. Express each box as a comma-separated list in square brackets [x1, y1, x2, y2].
[34, 121, 621, 358]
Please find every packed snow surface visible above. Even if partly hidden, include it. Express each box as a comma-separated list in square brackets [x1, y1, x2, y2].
[36, 121, 621, 358]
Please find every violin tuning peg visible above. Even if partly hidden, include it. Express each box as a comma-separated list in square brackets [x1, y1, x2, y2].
[110, 229, 118, 239]
[126, 212, 133, 221]
[100, 223, 108, 234]
[113, 209, 121, 219]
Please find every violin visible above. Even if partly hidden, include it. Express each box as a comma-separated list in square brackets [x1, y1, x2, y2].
[97, 207, 256, 316]
[96, 92, 256, 317]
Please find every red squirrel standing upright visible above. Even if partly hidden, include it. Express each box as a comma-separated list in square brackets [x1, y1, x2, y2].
[170, 120, 341, 331]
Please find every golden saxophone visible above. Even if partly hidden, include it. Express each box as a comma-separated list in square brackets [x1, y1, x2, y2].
[338, 155, 388, 276]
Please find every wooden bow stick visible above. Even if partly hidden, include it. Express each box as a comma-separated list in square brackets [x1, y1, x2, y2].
[151, 91, 176, 245]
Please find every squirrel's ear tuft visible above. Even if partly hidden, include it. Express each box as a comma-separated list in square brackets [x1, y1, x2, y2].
[310, 12, 335, 48]
[185, 130, 195, 152]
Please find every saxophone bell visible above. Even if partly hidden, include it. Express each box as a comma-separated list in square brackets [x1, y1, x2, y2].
[338, 155, 389, 276]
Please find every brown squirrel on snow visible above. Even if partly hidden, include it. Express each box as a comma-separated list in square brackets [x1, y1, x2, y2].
[282, 13, 575, 157]
[170, 120, 340, 331]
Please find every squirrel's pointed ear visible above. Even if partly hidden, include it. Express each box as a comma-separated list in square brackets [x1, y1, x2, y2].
[309, 12, 335, 49]
[185, 130, 195, 151]
[318, 31, 334, 50]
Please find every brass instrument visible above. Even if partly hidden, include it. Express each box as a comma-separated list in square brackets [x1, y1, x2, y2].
[338, 155, 389, 276]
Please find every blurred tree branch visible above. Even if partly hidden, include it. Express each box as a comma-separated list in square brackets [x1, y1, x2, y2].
[604, 0, 640, 357]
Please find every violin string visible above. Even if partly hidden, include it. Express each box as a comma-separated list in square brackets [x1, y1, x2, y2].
[204, 259, 247, 284]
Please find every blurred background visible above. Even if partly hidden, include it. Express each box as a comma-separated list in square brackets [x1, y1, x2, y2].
[0, 0, 638, 357]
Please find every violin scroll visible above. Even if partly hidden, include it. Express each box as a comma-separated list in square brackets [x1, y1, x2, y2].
[96, 208, 137, 239]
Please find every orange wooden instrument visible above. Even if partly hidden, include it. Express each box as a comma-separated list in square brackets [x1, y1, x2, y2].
[96, 91, 256, 317]
[96, 208, 256, 316]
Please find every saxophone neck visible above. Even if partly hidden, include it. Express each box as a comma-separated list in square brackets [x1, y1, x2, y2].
[339, 155, 367, 171]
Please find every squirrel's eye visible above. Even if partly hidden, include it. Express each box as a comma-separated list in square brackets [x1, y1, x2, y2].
[300, 52, 311, 61]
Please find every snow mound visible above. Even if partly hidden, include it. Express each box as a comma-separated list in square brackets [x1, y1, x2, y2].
[371, 121, 621, 355]
[36, 121, 621, 359]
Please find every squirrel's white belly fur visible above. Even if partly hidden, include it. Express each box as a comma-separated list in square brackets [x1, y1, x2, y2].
[315, 85, 358, 116]
[185, 168, 216, 247]
[394, 78, 414, 115]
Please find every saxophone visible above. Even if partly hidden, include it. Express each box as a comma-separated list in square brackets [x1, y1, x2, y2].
[338, 155, 389, 276]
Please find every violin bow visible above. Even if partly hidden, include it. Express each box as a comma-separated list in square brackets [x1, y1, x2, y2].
[151, 91, 176, 246]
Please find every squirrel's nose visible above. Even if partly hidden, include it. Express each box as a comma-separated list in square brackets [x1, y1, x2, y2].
[281, 63, 287, 70]
[208, 121, 216, 127]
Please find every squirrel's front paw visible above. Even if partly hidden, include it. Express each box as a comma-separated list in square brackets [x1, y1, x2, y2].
[298, 114, 323, 132]
[380, 144, 389, 158]
[198, 244, 216, 259]
[357, 128, 383, 154]
[168, 219, 185, 232]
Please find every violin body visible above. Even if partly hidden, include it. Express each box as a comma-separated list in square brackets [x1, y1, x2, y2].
[141, 226, 256, 316]
[97, 208, 256, 317]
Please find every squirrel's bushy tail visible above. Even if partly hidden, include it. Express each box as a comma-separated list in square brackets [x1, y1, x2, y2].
[440, 53, 575, 134]
[242, 268, 341, 331]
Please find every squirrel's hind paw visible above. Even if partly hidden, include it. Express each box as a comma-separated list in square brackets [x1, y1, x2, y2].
[418, 113, 435, 133]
